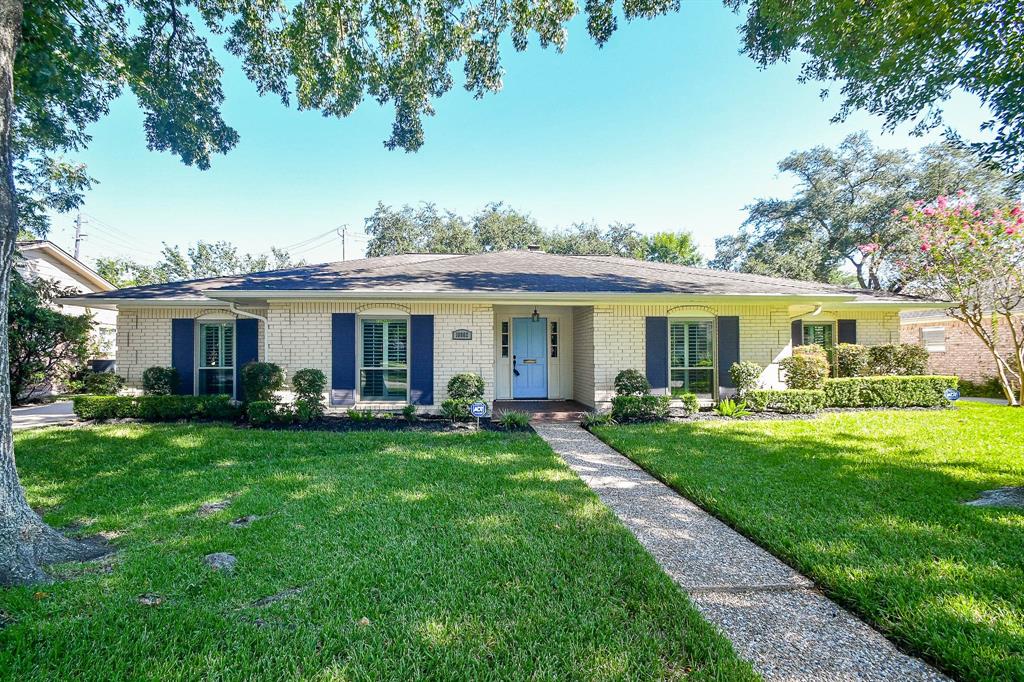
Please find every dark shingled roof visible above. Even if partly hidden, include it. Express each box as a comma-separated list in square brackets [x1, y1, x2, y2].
[73, 250, 931, 303]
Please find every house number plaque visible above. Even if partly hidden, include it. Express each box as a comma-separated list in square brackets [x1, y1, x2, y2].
[452, 329, 473, 341]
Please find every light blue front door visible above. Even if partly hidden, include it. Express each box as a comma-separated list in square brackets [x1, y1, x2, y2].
[513, 317, 548, 399]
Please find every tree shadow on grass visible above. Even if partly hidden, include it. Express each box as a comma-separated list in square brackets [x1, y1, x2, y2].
[2, 424, 756, 680]
[595, 413, 1024, 681]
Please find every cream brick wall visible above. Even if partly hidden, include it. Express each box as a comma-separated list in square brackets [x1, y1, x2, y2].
[583, 303, 900, 409]
[115, 307, 265, 389]
[266, 301, 494, 410]
[572, 306, 595, 406]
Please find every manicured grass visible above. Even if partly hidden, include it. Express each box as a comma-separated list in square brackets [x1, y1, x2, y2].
[1, 425, 754, 680]
[593, 403, 1024, 681]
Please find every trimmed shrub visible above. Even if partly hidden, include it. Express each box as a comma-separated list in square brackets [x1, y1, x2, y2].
[247, 400, 279, 426]
[958, 376, 1009, 399]
[866, 343, 929, 376]
[73, 395, 137, 420]
[610, 395, 670, 422]
[142, 366, 179, 395]
[240, 362, 284, 402]
[675, 392, 700, 414]
[402, 404, 418, 423]
[441, 398, 474, 421]
[823, 376, 958, 408]
[447, 373, 485, 401]
[346, 408, 375, 422]
[73, 394, 240, 421]
[614, 369, 650, 397]
[833, 344, 869, 378]
[728, 361, 762, 396]
[780, 345, 830, 389]
[81, 371, 124, 395]
[745, 389, 826, 414]
[291, 368, 326, 422]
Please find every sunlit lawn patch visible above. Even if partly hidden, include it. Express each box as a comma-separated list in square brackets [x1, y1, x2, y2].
[1, 425, 753, 680]
[593, 402, 1024, 681]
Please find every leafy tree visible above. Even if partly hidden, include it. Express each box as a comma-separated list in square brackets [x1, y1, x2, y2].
[710, 134, 1019, 291]
[8, 271, 92, 403]
[419, 205, 480, 254]
[96, 242, 300, 288]
[644, 231, 703, 266]
[471, 203, 545, 252]
[730, 0, 1024, 172]
[900, 195, 1024, 406]
[363, 203, 423, 258]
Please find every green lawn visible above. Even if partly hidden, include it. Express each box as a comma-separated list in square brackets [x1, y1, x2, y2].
[0, 425, 754, 680]
[593, 402, 1024, 681]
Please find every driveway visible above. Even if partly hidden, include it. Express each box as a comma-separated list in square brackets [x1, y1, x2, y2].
[13, 401, 75, 431]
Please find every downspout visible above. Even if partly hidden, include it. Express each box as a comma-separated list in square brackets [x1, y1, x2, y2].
[790, 303, 823, 320]
[229, 303, 270, 360]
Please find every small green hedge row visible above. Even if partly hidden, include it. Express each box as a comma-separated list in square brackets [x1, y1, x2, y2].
[610, 395, 671, 421]
[746, 389, 826, 414]
[73, 395, 240, 421]
[823, 375, 958, 408]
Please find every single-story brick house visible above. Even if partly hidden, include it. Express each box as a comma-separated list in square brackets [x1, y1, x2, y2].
[900, 309, 1022, 387]
[61, 249, 943, 411]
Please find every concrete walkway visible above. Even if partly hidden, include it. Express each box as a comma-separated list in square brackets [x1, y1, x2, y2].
[13, 401, 75, 431]
[533, 422, 947, 682]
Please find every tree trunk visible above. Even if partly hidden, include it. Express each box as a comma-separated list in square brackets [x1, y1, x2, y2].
[0, 0, 107, 587]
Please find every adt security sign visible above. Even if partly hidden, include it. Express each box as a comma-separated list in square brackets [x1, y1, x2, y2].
[469, 401, 488, 418]
[944, 387, 961, 401]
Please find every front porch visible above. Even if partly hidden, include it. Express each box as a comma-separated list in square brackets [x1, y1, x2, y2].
[492, 399, 590, 423]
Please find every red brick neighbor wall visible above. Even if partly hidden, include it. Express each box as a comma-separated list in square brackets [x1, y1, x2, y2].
[900, 317, 1019, 383]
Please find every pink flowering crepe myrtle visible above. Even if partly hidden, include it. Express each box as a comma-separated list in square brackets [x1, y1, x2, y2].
[897, 193, 1024, 406]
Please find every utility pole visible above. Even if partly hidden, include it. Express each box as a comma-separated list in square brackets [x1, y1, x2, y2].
[73, 213, 86, 260]
[337, 225, 348, 261]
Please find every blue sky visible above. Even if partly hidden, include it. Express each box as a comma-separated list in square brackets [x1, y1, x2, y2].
[48, 2, 989, 266]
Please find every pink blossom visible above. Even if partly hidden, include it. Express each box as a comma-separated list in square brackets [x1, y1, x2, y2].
[858, 242, 880, 254]
[923, 207, 935, 216]
[936, 195, 948, 209]
[957, 189, 966, 197]
[921, 242, 931, 251]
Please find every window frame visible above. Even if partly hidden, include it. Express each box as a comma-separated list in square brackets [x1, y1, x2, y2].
[668, 317, 717, 400]
[802, 322, 836, 349]
[921, 326, 946, 352]
[196, 320, 237, 399]
[357, 315, 410, 403]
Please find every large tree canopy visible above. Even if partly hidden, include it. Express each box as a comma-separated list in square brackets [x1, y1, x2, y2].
[710, 134, 1019, 291]
[363, 201, 702, 263]
[730, 0, 1024, 172]
[95, 241, 301, 287]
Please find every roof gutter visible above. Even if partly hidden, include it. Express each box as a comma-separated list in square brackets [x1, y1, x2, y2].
[229, 303, 269, 360]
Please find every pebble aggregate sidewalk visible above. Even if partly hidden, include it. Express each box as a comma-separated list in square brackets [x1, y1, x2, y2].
[533, 422, 949, 682]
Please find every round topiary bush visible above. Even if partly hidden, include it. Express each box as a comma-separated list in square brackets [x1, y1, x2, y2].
[447, 373, 485, 400]
[613, 369, 650, 396]
[780, 345, 830, 390]
[729, 361, 762, 396]
[240, 362, 284, 402]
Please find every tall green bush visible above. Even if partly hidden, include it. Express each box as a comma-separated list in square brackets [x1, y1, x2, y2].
[442, 372, 485, 421]
[728, 361, 762, 396]
[613, 369, 650, 397]
[142, 366, 180, 395]
[780, 345, 830, 389]
[866, 344, 929, 376]
[81, 372, 124, 395]
[291, 368, 326, 421]
[240, 362, 284, 402]
[833, 344, 869, 377]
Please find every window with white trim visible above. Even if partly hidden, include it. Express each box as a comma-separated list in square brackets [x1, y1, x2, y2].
[803, 323, 835, 349]
[669, 320, 714, 399]
[921, 326, 946, 352]
[360, 318, 408, 401]
[501, 320, 509, 357]
[198, 322, 235, 396]
[550, 321, 559, 358]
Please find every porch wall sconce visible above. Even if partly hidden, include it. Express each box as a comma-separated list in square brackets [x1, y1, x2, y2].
[531, 308, 540, 322]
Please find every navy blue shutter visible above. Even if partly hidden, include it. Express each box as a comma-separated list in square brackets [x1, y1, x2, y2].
[838, 319, 857, 344]
[235, 319, 259, 400]
[171, 319, 195, 395]
[717, 316, 740, 397]
[645, 317, 669, 395]
[331, 313, 356, 405]
[791, 319, 803, 348]
[409, 315, 434, 405]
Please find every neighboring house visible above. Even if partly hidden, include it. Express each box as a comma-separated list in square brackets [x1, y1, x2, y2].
[900, 309, 1022, 386]
[61, 250, 944, 410]
[16, 240, 118, 365]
